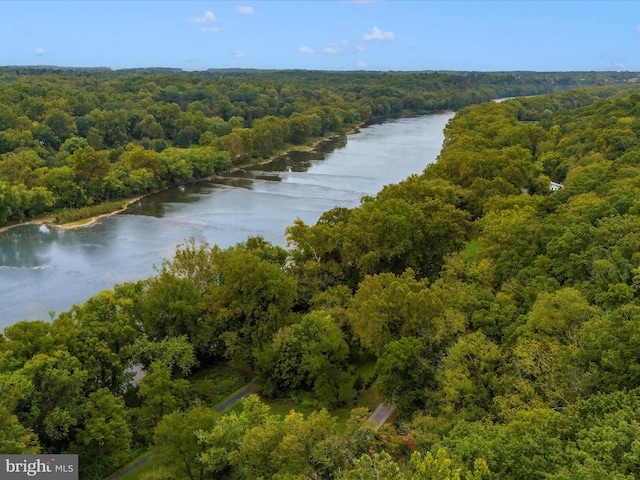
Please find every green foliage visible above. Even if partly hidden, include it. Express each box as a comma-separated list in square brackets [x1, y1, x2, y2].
[136, 361, 190, 441]
[153, 406, 219, 480]
[73, 388, 132, 479]
[205, 249, 297, 370]
[0, 406, 40, 454]
[436, 331, 501, 421]
[339, 449, 490, 480]
[6, 78, 640, 478]
[256, 311, 352, 407]
[53, 200, 127, 224]
[1, 67, 589, 228]
[375, 337, 434, 415]
[348, 269, 462, 358]
[197, 395, 373, 479]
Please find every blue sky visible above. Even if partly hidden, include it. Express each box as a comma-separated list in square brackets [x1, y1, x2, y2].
[2, 1, 639, 72]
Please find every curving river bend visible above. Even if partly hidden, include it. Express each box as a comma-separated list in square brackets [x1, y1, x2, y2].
[0, 112, 454, 330]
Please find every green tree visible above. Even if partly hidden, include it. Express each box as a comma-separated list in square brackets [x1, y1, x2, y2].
[0, 406, 40, 454]
[198, 394, 271, 477]
[257, 311, 351, 407]
[340, 451, 405, 480]
[153, 406, 220, 480]
[376, 337, 434, 415]
[347, 269, 459, 357]
[74, 388, 132, 478]
[436, 331, 501, 421]
[43, 108, 77, 143]
[137, 361, 190, 440]
[206, 250, 297, 370]
[68, 146, 110, 201]
[13, 351, 89, 451]
[440, 409, 565, 479]
[60, 289, 138, 393]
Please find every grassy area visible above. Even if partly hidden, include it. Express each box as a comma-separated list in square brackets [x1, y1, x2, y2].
[189, 363, 249, 406]
[117, 461, 167, 480]
[54, 200, 129, 225]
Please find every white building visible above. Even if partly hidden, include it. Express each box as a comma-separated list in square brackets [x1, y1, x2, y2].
[550, 181, 563, 192]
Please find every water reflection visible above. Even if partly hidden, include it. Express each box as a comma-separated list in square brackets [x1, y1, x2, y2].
[123, 183, 218, 218]
[0, 225, 55, 268]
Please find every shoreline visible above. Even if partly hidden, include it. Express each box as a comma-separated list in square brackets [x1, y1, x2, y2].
[0, 131, 350, 235]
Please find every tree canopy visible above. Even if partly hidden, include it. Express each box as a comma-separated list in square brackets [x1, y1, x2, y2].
[4, 70, 640, 478]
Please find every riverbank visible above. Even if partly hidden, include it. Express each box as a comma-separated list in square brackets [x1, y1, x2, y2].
[0, 132, 350, 235]
[0, 113, 452, 327]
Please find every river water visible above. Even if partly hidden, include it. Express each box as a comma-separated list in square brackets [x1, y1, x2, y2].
[0, 112, 453, 329]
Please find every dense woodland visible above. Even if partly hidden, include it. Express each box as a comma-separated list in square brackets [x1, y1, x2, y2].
[2, 69, 640, 479]
[0, 67, 633, 226]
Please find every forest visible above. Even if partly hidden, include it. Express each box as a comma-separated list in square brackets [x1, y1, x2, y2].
[2, 69, 640, 479]
[0, 67, 633, 226]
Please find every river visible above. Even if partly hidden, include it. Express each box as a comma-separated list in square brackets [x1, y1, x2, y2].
[0, 112, 454, 330]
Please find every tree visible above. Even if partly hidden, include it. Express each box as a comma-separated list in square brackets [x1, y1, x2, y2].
[436, 331, 501, 421]
[376, 337, 434, 415]
[74, 388, 132, 478]
[205, 250, 297, 370]
[286, 207, 352, 306]
[42, 166, 87, 208]
[61, 289, 139, 393]
[256, 311, 351, 407]
[0, 406, 40, 454]
[120, 146, 166, 185]
[1, 320, 56, 369]
[439, 409, 564, 479]
[139, 240, 223, 361]
[44, 108, 77, 143]
[137, 361, 190, 440]
[13, 351, 89, 452]
[347, 269, 459, 357]
[198, 395, 271, 477]
[198, 397, 341, 479]
[477, 204, 543, 284]
[153, 406, 220, 480]
[134, 114, 164, 140]
[68, 146, 110, 201]
[340, 451, 405, 480]
[0, 149, 44, 187]
[341, 196, 470, 282]
[409, 449, 489, 480]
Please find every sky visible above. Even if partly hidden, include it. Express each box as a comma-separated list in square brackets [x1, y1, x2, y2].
[1, 1, 640, 72]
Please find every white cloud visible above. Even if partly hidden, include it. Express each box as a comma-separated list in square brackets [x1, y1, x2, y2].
[233, 51, 248, 58]
[357, 61, 368, 69]
[636, 24, 640, 34]
[201, 27, 219, 33]
[356, 45, 366, 53]
[362, 26, 395, 41]
[35, 46, 46, 55]
[324, 43, 343, 55]
[190, 11, 216, 23]
[237, 6, 255, 14]
[299, 46, 315, 54]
